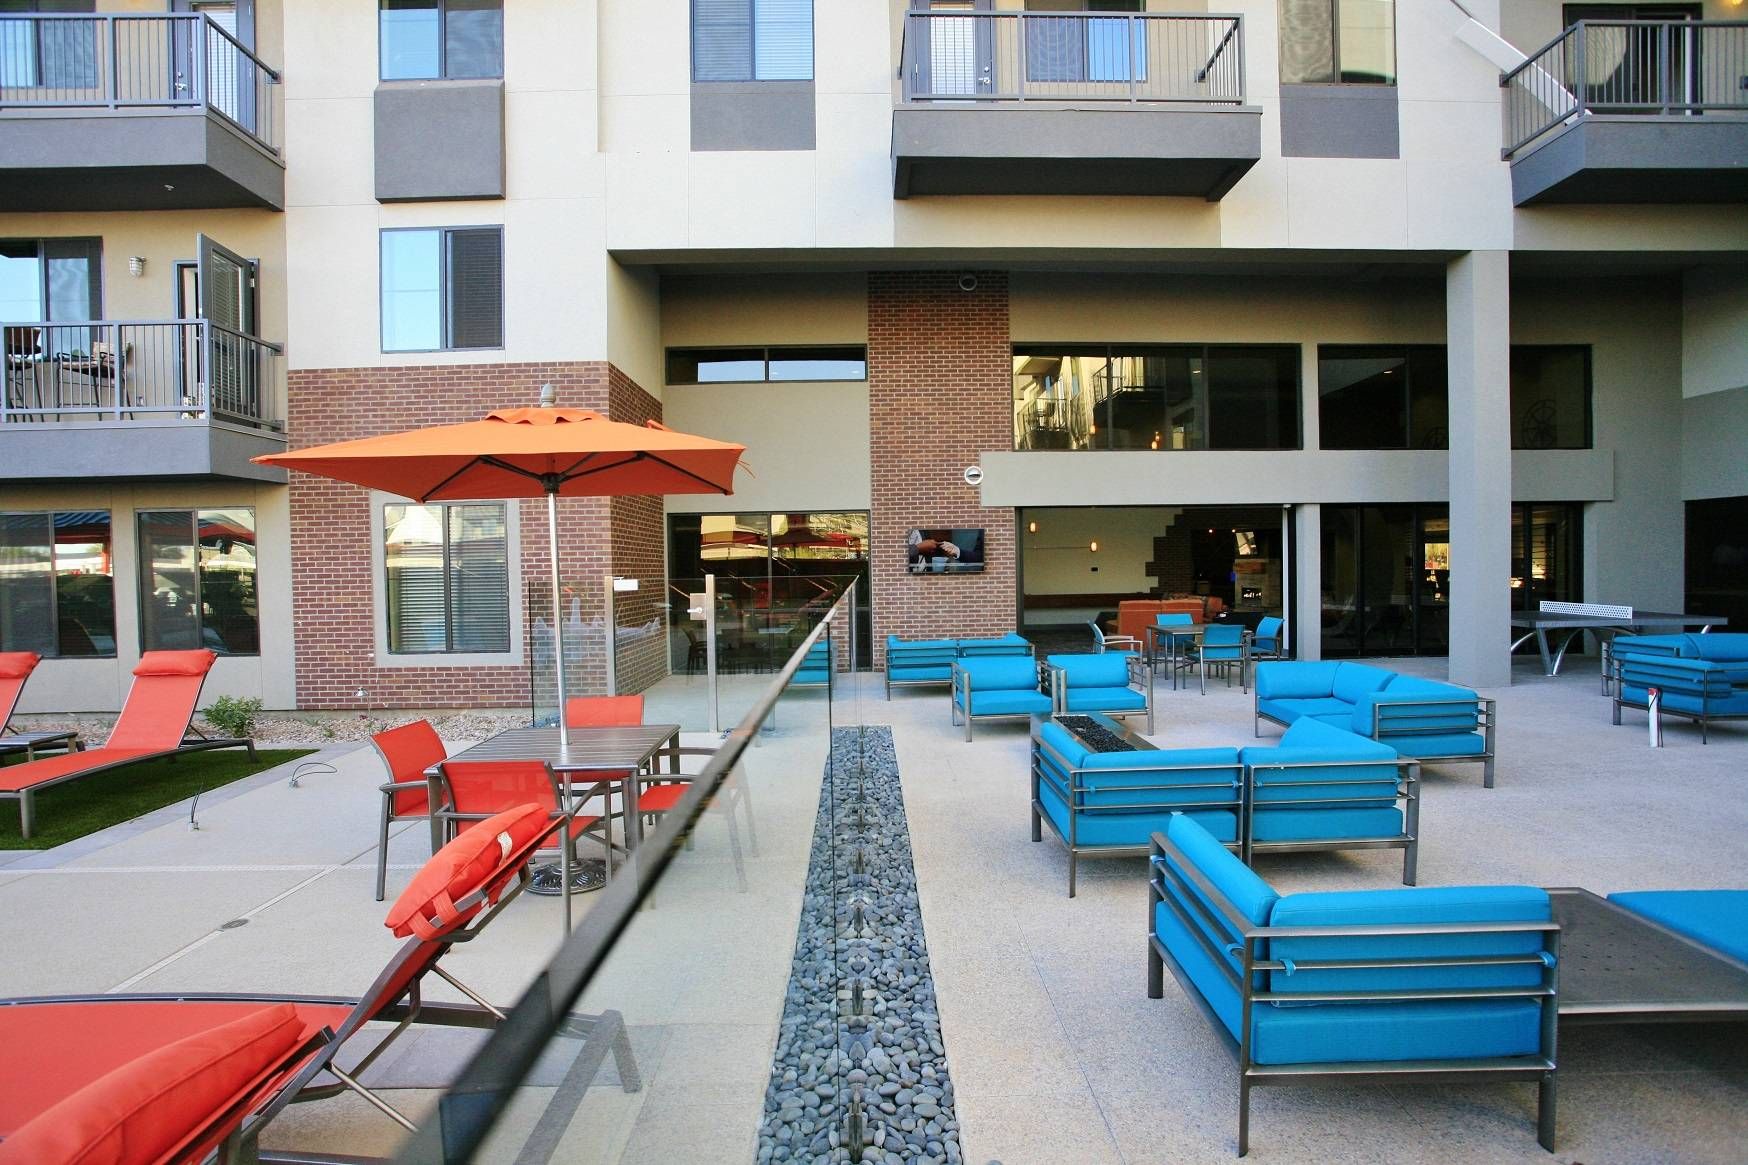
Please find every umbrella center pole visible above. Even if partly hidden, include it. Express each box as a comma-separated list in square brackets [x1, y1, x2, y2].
[548, 488, 570, 751]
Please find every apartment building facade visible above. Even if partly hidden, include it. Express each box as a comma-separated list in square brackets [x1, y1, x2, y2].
[1, 0, 1744, 714]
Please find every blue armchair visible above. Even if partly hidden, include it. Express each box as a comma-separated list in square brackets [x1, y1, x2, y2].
[1148, 814, 1558, 1157]
[1185, 623, 1251, 693]
[950, 656, 1052, 741]
[1613, 653, 1748, 744]
[1250, 616, 1285, 661]
[1047, 652, 1154, 732]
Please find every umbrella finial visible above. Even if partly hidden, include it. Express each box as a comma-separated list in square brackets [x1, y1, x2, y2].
[538, 382, 556, 409]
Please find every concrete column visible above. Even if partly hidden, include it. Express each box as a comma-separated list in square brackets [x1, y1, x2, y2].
[1446, 251, 1513, 688]
[1293, 503, 1322, 661]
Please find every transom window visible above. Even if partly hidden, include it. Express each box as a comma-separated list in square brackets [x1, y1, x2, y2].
[384, 502, 510, 655]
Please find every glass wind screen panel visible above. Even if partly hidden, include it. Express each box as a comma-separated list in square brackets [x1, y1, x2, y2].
[54, 511, 113, 657]
[1278, 0, 1336, 83]
[386, 504, 448, 653]
[1512, 347, 1590, 450]
[0, 512, 55, 656]
[669, 348, 766, 383]
[445, 0, 502, 79]
[1207, 347, 1300, 450]
[381, 230, 442, 352]
[693, 0, 753, 81]
[1319, 349, 1408, 449]
[753, 0, 811, 80]
[1337, 0, 1394, 83]
[380, 0, 441, 80]
[445, 228, 502, 349]
[447, 503, 509, 652]
[198, 508, 257, 655]
[138, 511, 201, 652]
[766, 347, 865, 381]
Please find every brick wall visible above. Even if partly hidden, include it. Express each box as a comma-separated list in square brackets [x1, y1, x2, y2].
[285, 361, 665, 709]
[867, 271, 1016, 663]
[607, 366, 669, 694]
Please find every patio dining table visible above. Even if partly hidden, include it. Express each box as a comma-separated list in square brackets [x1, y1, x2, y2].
[1143, 622, 1205, 691]
[423, 723, 683, 861]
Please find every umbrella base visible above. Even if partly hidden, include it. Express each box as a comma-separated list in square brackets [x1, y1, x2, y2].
[526, 859, 608, 896]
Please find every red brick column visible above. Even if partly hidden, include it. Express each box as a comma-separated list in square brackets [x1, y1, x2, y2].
[867, 271, 1016, 664]
[285, 361, 665, 709]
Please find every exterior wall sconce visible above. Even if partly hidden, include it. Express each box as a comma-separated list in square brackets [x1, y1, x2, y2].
[127, 256, 146, 277]
[1089, 540, 1099, 553]
[1027, 520, 1038, 534]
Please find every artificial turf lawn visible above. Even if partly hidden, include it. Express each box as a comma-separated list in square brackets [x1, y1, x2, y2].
[0, 748, 314, 850]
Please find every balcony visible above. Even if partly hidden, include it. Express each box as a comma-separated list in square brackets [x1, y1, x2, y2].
[1, 320, 286, 483]
[0, 13, 283, 212]
[1502, 20, 1748, 206]
[892, 11, 1260, 200]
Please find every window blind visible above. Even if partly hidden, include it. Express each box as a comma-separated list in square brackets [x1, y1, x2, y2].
[693, 0, 752, 81]
[448, 504, 510, 652]
[386, 504, 449, 653]
[753, 0, 811, 80]
[446, 228, 502, 350]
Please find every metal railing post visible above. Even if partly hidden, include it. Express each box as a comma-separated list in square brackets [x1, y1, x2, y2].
[604, 573, 617, 696]
[1127, 14, 1136, 102]
[705, 573, 719, 735]
[107, 16, 119, 107]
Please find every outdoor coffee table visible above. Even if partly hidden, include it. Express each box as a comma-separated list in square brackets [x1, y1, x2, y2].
[427, 724, 682, 894]
[1550, 888, 1748, 1025]
[0, 729, 80, 762]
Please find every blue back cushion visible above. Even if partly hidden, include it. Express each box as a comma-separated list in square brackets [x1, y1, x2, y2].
[1267, 885, 1551, 995]
[1255, 661, 1342, 699]
[1203, 624, 1244, 648]
[1330, 663, 1398, 704]
[958, 656, 1040, 691]
[1155, 612, 1195, 627]
[1243, 718, 1400, 810]
[1692, 633, 1748, 663]
[1353, 677, 1479, 736]
[1254, 616, 1283, 644]
[1050, 653, 1130, 688]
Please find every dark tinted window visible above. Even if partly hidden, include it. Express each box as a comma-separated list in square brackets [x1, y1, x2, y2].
[1318, 346, 1446, 450]
[1511, 346, 1590, 449]
[667, 346, 866, 384]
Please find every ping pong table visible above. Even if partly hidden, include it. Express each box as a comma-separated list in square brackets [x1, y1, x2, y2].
[1509, 601, 1729, 677]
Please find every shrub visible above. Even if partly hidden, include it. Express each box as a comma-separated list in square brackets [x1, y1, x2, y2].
[205, 695, 264, 740]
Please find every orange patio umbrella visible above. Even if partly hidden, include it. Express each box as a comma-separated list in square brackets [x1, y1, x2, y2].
[255, 400, 745, 745]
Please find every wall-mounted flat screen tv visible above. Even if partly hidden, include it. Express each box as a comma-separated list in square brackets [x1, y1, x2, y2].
[906, 528, 985, 574]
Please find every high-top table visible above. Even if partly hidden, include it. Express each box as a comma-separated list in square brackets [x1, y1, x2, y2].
[424, 723, 683, 868]
[1143, 623, 1205, 691]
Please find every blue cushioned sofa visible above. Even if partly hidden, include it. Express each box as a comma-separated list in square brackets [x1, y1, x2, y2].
[1610, 633, 1748, 743]
[1031, 719, 1241, 896]
[1047, 652, 1154, 733]
[950, 656, 1051, 741]
[1254, 660, 1498, 788]
[789, 640, 832, 690]
[884, 633, 1032, 698]
[1609, 889, 1748, 966]
[1238, 716, 1419, 884]
[1148, 815, 1559, 1156]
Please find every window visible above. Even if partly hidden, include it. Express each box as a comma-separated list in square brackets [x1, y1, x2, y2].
[691, 0, 813, 82]
[1025, 1, 1146, 86]
[1278, 0, 1395, 85]
[1318, 346, 1448, 450]
[379, 0, 502, 80]
[384, 503, 509, 654]
[0, 1, 99, 91]
[1511, 347, 1591, 450]
[0, 237, 100, 324]
[1012, 345, 1301, 452]
[380, 227, 503, 352]
[0, 510, 114, 658]
[666, 346, 866, 384]
[137, 509, 258, 655]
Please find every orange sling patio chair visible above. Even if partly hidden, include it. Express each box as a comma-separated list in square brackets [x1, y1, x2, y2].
[0, 651, 81, 763]
[0, 649, 253, 840]
[562, 694, 695, 832]
[369, 719, 449, 903]
[0, 803, 640, 1165]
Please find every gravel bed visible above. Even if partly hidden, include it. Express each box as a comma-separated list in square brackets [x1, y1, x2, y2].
[758, 726, 961, 1165]
[7, 709, 535, 749]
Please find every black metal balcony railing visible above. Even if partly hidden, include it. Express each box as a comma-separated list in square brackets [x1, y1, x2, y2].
[1502, 20, 1748, 157]
[0, 13, 281, 153]
[901, 11, 1245, 104]
[2, 320, 282, 429]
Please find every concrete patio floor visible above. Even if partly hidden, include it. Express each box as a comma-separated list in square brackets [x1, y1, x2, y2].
[1, 655, 1744, 1163]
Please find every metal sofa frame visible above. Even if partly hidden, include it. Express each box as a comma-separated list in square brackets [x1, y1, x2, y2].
[1147, 826, 1560, 1157]
[884, 637, 1033, 699]
[1254, 688, 1498, 789]
[1243, 756, 1421, 885]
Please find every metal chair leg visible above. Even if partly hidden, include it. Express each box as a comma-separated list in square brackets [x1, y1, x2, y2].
[375, 795, 392, 902]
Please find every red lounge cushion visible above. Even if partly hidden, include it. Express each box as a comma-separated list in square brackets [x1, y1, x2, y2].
[0, 651, 39, 681]
[385, 802, 551, 939]
[0, 1002, 304, 1165]
[131, 650, 216, 678]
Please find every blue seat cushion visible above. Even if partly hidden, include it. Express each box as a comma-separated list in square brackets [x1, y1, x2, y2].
[1257, 696, 1352, 725]
[1249, 999, 1544, 1066]
[1039, 783, 1236, 849]
[963, 689, 1053, 717]
[1610, 890, 1748, 965]
[1621, 681, 1748, 715]
[1267, 885, 1551, 996]
[889, 665, 952, 683]
[1063, 686, 1146, 713]
[1331, 663, 1398, 703]
[957, 656, 1041, 690]
[1255, 661, 1342, 700]
[1251, 806, 1404, 842]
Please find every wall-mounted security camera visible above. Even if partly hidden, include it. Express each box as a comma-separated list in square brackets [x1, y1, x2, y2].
[957, 273, 978, 292]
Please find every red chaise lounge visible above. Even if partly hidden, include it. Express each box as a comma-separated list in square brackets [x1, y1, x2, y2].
[0, 649, 253, 839]
[0, 651, 81, 763]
